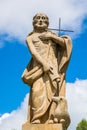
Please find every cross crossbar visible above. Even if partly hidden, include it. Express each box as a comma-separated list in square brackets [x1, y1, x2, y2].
[49, 18, 74, 36]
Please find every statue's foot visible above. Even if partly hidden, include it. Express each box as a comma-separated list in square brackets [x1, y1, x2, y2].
[31, 119, 40, 124]
[60, 119, 65, 123]
[54, 117, 58, 123]
[48, 119, 54, 124]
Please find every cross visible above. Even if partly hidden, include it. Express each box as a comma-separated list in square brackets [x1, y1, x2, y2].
[49, 18, 74, 74]
[49, 18, 74, 36]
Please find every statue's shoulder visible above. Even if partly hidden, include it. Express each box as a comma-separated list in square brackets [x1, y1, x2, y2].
[61, 35, 72, 49]
[26, 31, 35, 41]
[28, 31, 34, 36]
[61, 35, 71, 41]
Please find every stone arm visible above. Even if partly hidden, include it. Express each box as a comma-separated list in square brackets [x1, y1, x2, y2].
[51, 34, 65, 48]
[26, 36, 52, 72]
[26, 37, 45, 66]
[39, 32, 65, 48]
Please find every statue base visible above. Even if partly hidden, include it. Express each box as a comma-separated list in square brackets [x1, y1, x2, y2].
[22, 123, 63, 130]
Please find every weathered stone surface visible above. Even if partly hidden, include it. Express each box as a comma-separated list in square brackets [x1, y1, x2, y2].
[22, 13, 72, 130]
[22, 124, 63, 130]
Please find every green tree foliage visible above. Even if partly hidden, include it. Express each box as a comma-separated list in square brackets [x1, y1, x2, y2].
[76, 119, 87, 130]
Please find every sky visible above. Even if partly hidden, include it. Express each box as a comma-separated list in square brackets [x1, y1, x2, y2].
[0, 0, 87, 130]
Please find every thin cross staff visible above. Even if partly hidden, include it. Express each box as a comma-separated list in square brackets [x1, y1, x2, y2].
[49, 18, 74, 74]
[49, 18, 74, 36]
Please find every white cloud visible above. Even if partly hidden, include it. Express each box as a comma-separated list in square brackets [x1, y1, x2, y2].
[0, 79, 87, 130]
[0, 113, 10, 125]
[0, 0, 87, 42]
[67, 79, 87, 130]
[0, 94, 29, 130]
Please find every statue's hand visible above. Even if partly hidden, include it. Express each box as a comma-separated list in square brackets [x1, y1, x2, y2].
[39, 32, 52, 40]
[43, 63, 53, 73]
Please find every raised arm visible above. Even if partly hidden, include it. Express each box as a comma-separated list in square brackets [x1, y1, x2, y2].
[51, 33, 65, 48]
[39, 31, 65, 48]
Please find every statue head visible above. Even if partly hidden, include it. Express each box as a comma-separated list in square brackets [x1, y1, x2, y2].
[33, 13, 49, 31]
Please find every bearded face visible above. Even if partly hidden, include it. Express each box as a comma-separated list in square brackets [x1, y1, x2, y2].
[33, 13, 49, 30]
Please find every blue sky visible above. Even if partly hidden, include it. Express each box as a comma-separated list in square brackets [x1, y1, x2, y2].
[0, 37, 30, 113]
[0, 0, 87, 130]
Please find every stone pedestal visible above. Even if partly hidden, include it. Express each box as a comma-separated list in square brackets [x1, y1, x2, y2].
[22, 123, 63, 130]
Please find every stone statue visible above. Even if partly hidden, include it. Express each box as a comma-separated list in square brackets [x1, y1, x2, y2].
[22, 13, 72, 129]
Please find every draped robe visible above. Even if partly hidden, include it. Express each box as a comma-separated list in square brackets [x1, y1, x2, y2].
[22, 31, 72, 123]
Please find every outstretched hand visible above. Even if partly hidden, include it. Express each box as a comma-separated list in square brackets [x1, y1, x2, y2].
[39, 32, 53, 40]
